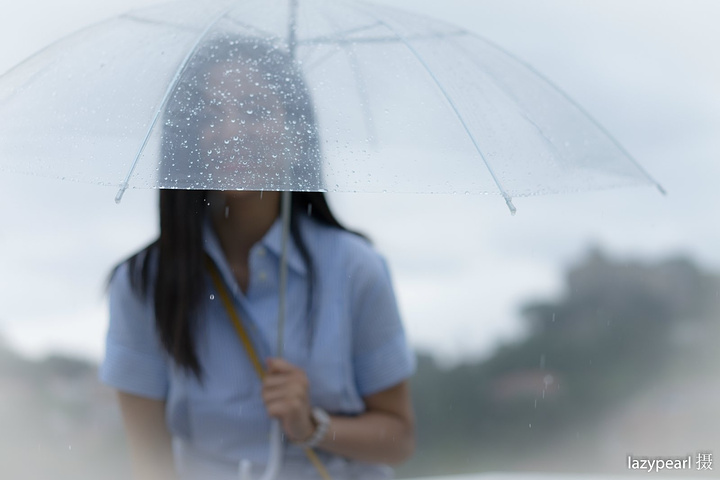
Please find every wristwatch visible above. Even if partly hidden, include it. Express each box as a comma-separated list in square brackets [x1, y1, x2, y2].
[294, 407, 331, 448]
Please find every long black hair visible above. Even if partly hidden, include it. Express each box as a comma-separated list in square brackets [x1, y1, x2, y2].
[121, 36, 359, 380]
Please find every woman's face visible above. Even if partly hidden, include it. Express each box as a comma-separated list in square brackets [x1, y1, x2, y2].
[197, 62, 293, 189]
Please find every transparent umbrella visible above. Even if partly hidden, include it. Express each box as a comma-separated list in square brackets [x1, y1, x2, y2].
[0, 0, 663, 479]
[0, 0, 662, 209]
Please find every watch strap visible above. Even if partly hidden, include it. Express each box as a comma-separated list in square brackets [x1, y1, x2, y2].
[294, 407, 330, 448]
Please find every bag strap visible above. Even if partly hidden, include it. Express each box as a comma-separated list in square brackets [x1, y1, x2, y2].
[205, 255, 265, 379]
[205, 255, 333, 480]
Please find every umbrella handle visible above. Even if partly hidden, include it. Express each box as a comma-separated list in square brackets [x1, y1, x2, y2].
[239, 420, 284, 480]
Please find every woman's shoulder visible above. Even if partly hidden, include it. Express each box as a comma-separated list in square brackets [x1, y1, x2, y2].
[109, 242, 159, 299]
[301, 216, 389, 279]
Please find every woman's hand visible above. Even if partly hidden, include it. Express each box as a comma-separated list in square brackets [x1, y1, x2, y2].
[261, 358, 316, 442]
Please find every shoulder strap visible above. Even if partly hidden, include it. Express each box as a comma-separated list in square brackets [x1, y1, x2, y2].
[204, 255, 333, 480]
[205, 255, 265, 379]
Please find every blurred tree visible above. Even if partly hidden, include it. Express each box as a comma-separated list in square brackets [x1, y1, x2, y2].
[399, 249, 720, 477]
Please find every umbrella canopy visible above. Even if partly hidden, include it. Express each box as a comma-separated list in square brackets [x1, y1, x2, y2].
[0, 0, 661, 213]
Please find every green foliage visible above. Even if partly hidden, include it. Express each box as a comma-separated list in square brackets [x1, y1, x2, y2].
[398, 250, 720, 478]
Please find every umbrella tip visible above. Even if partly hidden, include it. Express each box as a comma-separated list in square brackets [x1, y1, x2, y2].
[504, 196, 517, 216]
[115, 184, 128, 204]
[655, 183, 667, 196]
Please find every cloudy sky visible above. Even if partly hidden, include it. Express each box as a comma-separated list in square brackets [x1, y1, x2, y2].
[1, 0, 718, 365]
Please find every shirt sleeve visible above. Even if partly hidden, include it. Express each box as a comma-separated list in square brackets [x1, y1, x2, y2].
[351, 250, 416, 397]
[99, 260, 169, 400]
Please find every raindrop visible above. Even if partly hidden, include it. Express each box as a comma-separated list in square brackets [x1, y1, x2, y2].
[225, 206, 230, 218]
[307, 204, 313, 216]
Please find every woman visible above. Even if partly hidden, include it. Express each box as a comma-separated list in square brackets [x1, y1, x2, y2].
[100, 36, 416, 480]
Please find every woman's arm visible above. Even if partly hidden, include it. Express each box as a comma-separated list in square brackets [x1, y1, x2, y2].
[318, 380, 415, 464]
[117, 391, 177, 480]
[262, 358, 415, 465]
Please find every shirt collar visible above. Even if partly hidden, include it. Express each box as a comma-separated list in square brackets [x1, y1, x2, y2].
[259, 214, 307, 276]
[203, 213, 307, 281]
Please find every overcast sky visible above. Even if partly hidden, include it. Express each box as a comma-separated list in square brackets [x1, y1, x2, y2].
[1, 0, 718, 365]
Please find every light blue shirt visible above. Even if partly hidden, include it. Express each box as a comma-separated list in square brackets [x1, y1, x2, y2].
[99, 212, 415, 479]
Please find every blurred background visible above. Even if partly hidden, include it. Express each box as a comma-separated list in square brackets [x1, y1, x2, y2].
[1, 0, 718, 478]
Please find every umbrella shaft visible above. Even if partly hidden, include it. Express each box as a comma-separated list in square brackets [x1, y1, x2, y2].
[277, 190, 292, 358]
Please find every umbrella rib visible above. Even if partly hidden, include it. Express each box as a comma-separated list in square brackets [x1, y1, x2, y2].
[446, 37, 570, 166]
[115, 5, 236, 203]
[299, 30, 467, 46]
[318, 9, 377, 144]
[301, 21, 384, 44]
[119, 13, 202, 34]
[346, 3, 517, 214]
[455, 32, 666, 195]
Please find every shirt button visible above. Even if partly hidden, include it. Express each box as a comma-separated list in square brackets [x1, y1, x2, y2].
[256, 246, 266, 257]
[258, 271, 268, 281]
